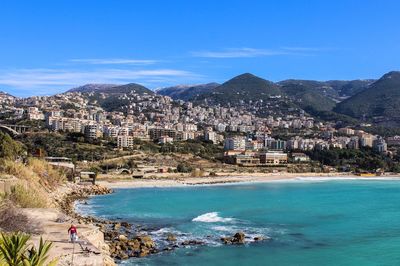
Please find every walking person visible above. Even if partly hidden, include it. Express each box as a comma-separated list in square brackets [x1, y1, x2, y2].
[68, 224, 78, 243]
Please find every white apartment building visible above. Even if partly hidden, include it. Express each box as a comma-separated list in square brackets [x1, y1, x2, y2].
[117, 135, 135, 149]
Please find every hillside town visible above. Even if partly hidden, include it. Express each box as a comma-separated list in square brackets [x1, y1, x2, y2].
[0, 88, 394, 172]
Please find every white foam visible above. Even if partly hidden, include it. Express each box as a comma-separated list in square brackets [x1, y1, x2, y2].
[212, 225, 233, 232]
[192, 212, 234, 223]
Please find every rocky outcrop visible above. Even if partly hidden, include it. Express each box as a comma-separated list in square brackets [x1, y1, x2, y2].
[108, 234, 157, 259]
[166, 233, 177, 242]
[221, 232, 246, 244]
[221, 232, 268, 245]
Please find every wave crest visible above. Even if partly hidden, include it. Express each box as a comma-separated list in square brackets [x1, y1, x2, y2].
[192, 212, 234, 223]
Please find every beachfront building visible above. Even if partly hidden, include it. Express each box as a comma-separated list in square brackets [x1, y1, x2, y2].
[260, 152, 288, 165]
[224, 137, 246, 151]
[234, 153, 261, 166]
[291, 152, 310, 162]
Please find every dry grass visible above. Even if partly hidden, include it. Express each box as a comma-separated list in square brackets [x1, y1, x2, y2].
[7, 184, 49, 208]
[28, 158, 66, 189]
[0, 160, 39, 182]
[191, 168, 206, 177]
[0, 159, 66, 208]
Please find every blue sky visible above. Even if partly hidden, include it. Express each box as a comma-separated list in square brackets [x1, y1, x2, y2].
[1, 0, 399, 96]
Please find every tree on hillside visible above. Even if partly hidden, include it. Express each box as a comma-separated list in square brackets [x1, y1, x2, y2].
[0, 132, 25, 160]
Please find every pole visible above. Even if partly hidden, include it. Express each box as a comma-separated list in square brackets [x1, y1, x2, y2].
[71, 240, 75, 266]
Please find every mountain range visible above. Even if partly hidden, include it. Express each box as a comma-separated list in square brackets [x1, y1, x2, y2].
[334, 71, 400, 125]
[156, 83, 219, 101]
[68, 83, 154, 95]
[4, 70, 400, 126]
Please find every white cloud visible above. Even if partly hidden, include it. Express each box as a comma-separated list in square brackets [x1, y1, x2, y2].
[0, 68, 201, 95]
[69, 58, 158, 65]
[191, 47, 326, 58]
[191, 48, 287, 58]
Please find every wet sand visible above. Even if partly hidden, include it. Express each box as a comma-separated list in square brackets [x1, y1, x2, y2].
[97, 173, 400, 189]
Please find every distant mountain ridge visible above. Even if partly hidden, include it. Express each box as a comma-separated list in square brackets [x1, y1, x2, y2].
[277, 79, 374, 100]
[68, 83, 154, 95]
[58, 71, 400, 125]
[0, 91, 16, 97]
[334, 71, 400, 125]
[157, 83, 219, 101]
[193, 73, 282, 105]
[68, 84, 117, 93]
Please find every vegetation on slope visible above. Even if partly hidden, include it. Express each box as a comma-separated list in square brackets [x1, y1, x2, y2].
[0, 132, 66, 208]
[0, 132, 25, 160]
[0, 158, 66, 208]
[306, 147, 400, 172]
[193, 73, 281, 105]
[280, 83, 336, 112]
[335, 71, 400, 121]
[20, 132, 128, 161]
[157, 83, 220, 101]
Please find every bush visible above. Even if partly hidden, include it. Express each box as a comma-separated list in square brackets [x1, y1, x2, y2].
[0, 232, 57, 266]
[176, 163, 193, 173]
[0, 132, 25, 160]
[191, 169, 205, 177]
[6, 184, 48, 208]
[28, 158, 66, 189]
[0, 159, 65, 189]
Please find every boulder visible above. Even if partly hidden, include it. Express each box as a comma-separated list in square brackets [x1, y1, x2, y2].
[221, 232, 246, 244]
[254, 236, 264, 241]
[137, 235, 155, 249]
[139, 246, 150, 257]
[118, 235, 128, 242]
[114, 223, 121, 230]
[128, 239, 140, 251]
[166, 233, 177, 242]
[233, 232, 245, 244]
[121, 222, 130, 227]
[221, 237, 233, 244]
[116, 251, 128, 260]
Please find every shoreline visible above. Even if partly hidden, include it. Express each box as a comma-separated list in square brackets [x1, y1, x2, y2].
[67, 172, 400, 264]
[97, 172, 400, 189]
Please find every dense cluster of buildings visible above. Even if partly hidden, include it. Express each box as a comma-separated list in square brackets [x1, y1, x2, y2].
[0, 89, 392, 167]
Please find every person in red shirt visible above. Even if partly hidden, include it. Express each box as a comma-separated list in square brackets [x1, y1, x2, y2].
[68, 224, 78, 243]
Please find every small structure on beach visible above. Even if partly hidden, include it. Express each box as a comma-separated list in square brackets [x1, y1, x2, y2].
[132, 171, 144, 179]
[79, 171, 97, 184]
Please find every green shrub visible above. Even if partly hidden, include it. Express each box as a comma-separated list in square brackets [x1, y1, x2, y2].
[176, 163, 193, 173]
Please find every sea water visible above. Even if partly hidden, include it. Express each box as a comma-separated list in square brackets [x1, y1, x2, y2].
[77, 180, 400, 265]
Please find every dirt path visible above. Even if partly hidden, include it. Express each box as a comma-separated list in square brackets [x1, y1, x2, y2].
[20, 208, 114, 266]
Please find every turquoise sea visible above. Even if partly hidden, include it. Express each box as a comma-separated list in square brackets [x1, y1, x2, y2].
[77, 179, 400, 265]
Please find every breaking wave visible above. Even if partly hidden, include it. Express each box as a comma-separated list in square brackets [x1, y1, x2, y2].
[192, 212, 235, 223]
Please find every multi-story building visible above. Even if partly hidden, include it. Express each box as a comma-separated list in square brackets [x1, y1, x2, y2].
[117, 135, 134, 149]
[84, 124, 103, 139]
[224, 137, 246, 151]
[373, 137, 388, 153]
[149, 128, 177, 140]
[260, 152, 288, 165]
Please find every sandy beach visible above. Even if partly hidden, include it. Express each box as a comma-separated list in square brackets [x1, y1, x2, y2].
[97, 172, 400, 189]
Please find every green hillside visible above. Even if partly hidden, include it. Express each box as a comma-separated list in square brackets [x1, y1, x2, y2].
[100, 83, 154, 95]
[85, 83, 154, 112]
[193, 73, 281, 105]
[334, 71, 400, 121]
[157, 83, 219, 101]
[280, 83, 336, 112]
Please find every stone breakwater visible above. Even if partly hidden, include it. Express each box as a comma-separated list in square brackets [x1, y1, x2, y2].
[55, 184, 268, 263]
